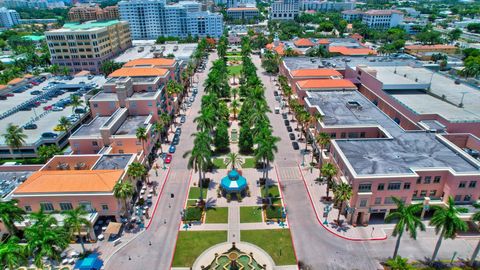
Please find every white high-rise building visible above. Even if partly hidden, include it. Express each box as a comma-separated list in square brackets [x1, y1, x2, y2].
[0, 7, 20, 28]
[269, 0, 299, 20]
[299, 0, 355, 12]
[119, 0, 223, 40]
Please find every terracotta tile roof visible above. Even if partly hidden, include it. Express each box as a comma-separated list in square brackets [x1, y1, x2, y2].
[405, 45, 457, 50]
[317, 39, 330, 45]
[297, 79, 356, 90]
[109, 68, 169, 77]
[291, 69, 342, 78]
[329, 46, 377, 56]
[23, 74, 34, 78]
[7, 78, 24, 85]
[294, 38, 315, 47]
[124, 58, 176, 68]
[14, 170, 124, 194]
[75, 70, 91, 77]
[350, 33, 363, 40]
[0, 84, 7, 90]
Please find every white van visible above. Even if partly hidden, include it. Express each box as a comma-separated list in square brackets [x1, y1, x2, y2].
[274, 107, 280, 114]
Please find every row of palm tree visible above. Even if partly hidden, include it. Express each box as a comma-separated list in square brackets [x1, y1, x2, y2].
[0, 200, 91, 268]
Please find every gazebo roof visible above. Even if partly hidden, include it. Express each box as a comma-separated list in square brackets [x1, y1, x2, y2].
[221, 169, 247, 192]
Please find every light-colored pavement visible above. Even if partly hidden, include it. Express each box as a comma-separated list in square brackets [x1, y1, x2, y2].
[104, 53, 215, 270]
[227, 204, 240, 242]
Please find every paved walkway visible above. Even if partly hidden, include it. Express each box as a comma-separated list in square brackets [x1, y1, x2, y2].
[228, 204, 240, 242]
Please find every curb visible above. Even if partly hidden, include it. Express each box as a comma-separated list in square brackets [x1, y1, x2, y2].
[169, 169, 194, 269]
[296, 164, 387, 242]
[104, 167, 172, 265]
[274, 164, 300, 270]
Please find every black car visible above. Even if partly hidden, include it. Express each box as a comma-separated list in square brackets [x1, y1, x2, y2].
[289, 133, 295, 140]
[286, 126, 293, 132]
[30, 90, 42, 95]
[41, 132, 58, 138]
[284, 119, 290, 126]
[172, 134, 180, 145]
[292, 141, 300, 150]
[282, 113, 288, 120]
[175, 128, 182, 135]
[274, 91, 279, 96]
[23, 123, 37, 130]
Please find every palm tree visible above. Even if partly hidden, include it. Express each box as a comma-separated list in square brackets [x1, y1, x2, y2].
[136, 127, 148, 158]
[183, 131, 212, 201]
[470, 211, 480, 264]
[0, 199, 25, 235]
[385, 197, 425, 258]
[315, 132, 330, 166]
[231, 99, 240, 120]
[63, 207, 91, 254]
[127, 161, 147, 185]
[57, 116, 71, 135]
[0, 236, 27, 270]
[49, 64, 60, 75]
[113, 181, 135, 218]
[333, 182, 352, 224]
[159, 113, 171, 135]
[225, 152, 243, 170]
[2, 123, 27, 158]
[321, 162, 337, 199]
[430, 196, 468, 262]
[255, 132, 280, 200]
[70, 94, 84, 116]
[61, 66, 70, 76]
[37, 144, 62, 162]
[153, 122, 164, 153]
[25, 210, 69, 268]
[167, 80, 182, 97]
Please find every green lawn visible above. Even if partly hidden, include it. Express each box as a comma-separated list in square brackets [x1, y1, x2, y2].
[188, 187, 201, 200]
[242, 157, 256, 169]
[262, 185, 281, 204]
[226, 51, 241, 56]
[240, 206, 263, 223]
[241, 229, 296, 265]
[172, 231, 228, 267]
[226, 55, 242, 60]
[213, 158, 227, 169]
[206, 207, 229, 223]
[187, 200, 197, 207]
[228, 65, 243, 76]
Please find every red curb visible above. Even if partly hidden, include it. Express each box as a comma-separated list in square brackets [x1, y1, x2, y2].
[274, 165, 300, 269]
[146, 167, 171, 229]
[296, 164, 387, 242]
[169, 170, 194, 269]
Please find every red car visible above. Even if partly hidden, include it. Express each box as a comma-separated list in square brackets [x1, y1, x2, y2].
[31, 81, 39, 86]
[5, 93, 14, 97]
[43, 105, 52, 111]
[165, 154, 172, 164]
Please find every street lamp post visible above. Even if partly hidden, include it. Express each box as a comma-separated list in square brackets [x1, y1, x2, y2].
[323, 204, 331, 225]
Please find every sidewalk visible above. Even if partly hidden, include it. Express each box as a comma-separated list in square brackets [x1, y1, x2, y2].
[297, 161, 388, 241]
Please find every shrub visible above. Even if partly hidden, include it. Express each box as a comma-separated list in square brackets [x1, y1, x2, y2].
[265, 205, 283, 219]
[226, 193, 232, 202]
[183, 207, 203, 221]
[199, 178, 211, 189]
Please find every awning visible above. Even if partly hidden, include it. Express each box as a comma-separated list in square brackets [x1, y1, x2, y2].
[104, 222, 122, 236]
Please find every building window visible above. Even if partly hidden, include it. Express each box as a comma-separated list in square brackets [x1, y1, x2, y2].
[464, 195, 472, 201]
[360, 132, 366, 138]
[359, 199, 368, 207]
[358, 183, 372, 192]
[433, 176, 441, 183]
[341, 132, 346, 138]
[459, 181, 467, 188]
[377, 183, 384, 191]
[469, 181, 477, 188]
[59, 202, 73, 211]
[116, 141, 123, 146]
[416, 177, 421, 184]
[384, 197, 394, 204]
[404, 182, 411, 190]
[79, 202, 92, 211]
[92, 141, 98, 146]
[40, 202, 54, 212]
[374, 197, 382, 205]
[420, 190, 427, 197]
[330, 133, 336, 138]
[25, 205, 32, 212]
[413, 190, 418, 197]
[454, 195, 462, 201]
[429, 190, 436, 197]
[387, 182, 401, 190]
[424, 176, 431, 184]
[101, 204, 109, 211]
[118, 150, 124, 154]
[93, 103, 98, 108]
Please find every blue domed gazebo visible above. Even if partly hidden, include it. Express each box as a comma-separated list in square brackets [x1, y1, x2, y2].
[220, 169, 247, 195]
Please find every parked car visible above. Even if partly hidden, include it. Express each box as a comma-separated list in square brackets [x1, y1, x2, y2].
[52, 106, 63, 111]
[88, 75, 94, 80]
[165, 154, 173, 164]
[23, 123, 37, 130]
[169, 145, 176, 153]
[30, 90, 42, 95]
[286, 126, 293, 132]
[289, 133, 295, 140]
[284, 119, 290, 126]
[189, 96, 194, 102]
[187, 102, 192, 107]
[175, 128, 182, 135]
[41, 132, 58, 138]
[43, 105, 53, 111]
[0, 95, 6, 100]
[74, 108, 86, 114]
[292, 141, 299, 150]
[282, 113, 288, 120]
[5, 93, 14, 97]
[274, 91, 279, 96]
[180, 115, 186, 123]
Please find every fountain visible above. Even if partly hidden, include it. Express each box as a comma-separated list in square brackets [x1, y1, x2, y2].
[206, 242, 264, 270]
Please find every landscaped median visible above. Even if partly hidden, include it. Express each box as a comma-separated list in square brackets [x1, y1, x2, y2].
[240, 206, 263, 223]
[241, 229, 297, 265]
[172, 231, 228, 267]
[205, 207, 228, 223]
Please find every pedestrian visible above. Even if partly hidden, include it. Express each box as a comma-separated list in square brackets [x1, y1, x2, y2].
[164, 218, 167, 224]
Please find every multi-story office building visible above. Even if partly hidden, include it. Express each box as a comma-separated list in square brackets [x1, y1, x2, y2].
[342, 9, 403, 29]
[68, 5, 119, 22]
[341, 9, 362, 21]
[3, 0, 67, 9]
[227, 7, 259, 22]
[45, 20, 132, 74]
[118, 0, 223, 40]
[0, 7, 20, 28]
[299, 0, 354, 12]
[269, 0, 299, 20]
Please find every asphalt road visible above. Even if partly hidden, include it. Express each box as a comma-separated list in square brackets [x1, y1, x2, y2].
[104, 53, 214, 270]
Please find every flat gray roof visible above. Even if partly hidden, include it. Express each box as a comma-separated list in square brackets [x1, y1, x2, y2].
[307, 91, 480, 175]
[130, 91, 157, 99]
[91, 92, 118, 101]
[114, 115, 149, 136]
[93, 154, 133, 170]
[72, 116, 110, 137]
[114, 42, 197, 63]
[0, 171, 34, 199]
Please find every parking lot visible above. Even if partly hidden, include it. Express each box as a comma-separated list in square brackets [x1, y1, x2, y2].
[0, 75, 107, 147]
